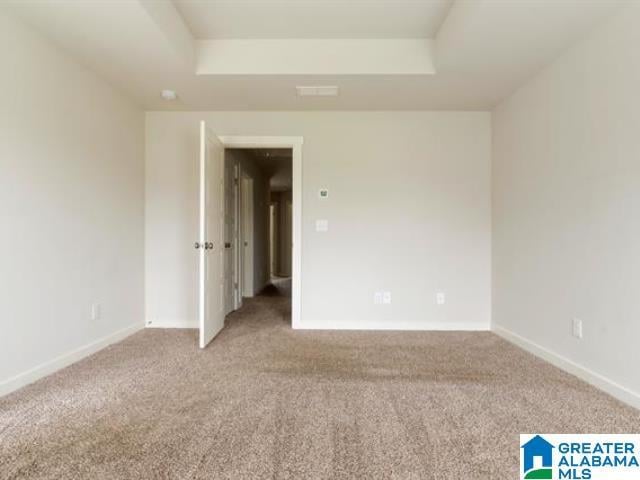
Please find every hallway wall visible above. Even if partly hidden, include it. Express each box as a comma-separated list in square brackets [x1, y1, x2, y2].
[270, 190, 292, 278]
[145, 111, 491, 330]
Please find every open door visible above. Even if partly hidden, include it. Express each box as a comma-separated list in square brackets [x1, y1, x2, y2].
[198, 121, 225, 349]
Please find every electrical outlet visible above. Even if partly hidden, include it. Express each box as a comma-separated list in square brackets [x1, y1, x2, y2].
[572, 318, 583, 339]
[436, 292, 446, 305]
[374, 292, 383, 305]
[91, 303, 101, 321]
[383, 292, 392, 304]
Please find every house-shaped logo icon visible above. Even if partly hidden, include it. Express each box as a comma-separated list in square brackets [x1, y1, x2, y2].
[521, 435, 554, 479]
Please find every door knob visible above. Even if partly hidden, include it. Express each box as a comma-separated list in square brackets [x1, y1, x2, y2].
[205, 242, 213, 249]
[195, 242, 202, 249]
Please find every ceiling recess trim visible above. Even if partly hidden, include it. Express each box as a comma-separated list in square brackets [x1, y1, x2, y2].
[196, 39, 436, 75]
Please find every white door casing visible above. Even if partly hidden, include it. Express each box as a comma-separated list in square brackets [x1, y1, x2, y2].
[217, 136, 303, 328]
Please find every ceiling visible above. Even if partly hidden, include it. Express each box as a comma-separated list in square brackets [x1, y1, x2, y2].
[1, 0, 626, 111]
[173, 0, 453, 39]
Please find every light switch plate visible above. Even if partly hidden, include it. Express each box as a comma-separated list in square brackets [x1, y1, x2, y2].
[436, 292, 445, 305]
[383, 292, 392, 304]
[319, 188, 329, 199]
[315, 219, 329, 232]
[374, 292, 383, 305]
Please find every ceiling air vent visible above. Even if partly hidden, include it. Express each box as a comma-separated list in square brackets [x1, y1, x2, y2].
[296, 86, 339, 97]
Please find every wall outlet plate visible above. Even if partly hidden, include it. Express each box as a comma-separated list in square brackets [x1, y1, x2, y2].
[572, 318, 583, 339]
[436, 292, 445, 305]
[383, 292, 392, 304]
[91, 303, 101, 321]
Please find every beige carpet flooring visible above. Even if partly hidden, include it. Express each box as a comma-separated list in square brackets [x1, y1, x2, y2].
[1, 281, 639, 479]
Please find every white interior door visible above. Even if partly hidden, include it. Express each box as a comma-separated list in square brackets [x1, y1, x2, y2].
[284, 200, 292, 276]
[199, 121, 225, 349]
[269, 203, 276, 276]
[232, 163, 242, 310]
[223, 155, 237, 315]
[241, 177, 254, 297]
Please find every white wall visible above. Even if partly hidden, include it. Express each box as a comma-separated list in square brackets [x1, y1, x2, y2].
[492, 3, 640, 403]
[145, 111, 491, 330]
[0, 11, 145, 394]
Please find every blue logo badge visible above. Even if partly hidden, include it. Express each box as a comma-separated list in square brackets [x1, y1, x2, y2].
[521, 435, 555, 479]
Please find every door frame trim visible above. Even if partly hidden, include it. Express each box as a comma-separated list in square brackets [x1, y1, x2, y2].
[218, 136, 303, 328]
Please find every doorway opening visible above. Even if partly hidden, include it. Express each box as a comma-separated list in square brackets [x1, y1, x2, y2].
[198, 126, 303, 348]
[223, 146, 294, 320]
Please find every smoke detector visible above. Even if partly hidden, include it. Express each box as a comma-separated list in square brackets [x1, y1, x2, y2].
[296, 86, 339, 97]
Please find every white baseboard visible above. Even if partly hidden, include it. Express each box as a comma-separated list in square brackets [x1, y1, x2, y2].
[145, 319, 198, 329]
[295, 321, 490, 331]
[0, 323, 143, 398]
[493, 325, 640, 410]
